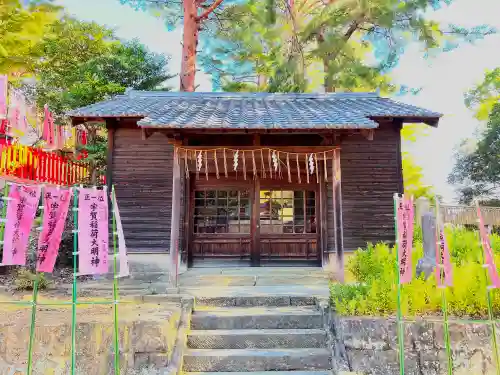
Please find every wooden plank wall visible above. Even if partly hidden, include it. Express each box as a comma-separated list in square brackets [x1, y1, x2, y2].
[327, 124, 402, 252]
[112, 128, 179, 253]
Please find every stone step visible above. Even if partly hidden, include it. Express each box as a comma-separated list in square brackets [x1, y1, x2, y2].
[182, 348, 332, 372]
[187, 328, 327, 349]
[184, 371, 332, 375]
[195, 295, 316, 307]
[191, 307, 323, 330]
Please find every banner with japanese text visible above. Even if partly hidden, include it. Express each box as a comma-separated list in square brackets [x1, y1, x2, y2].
[78, 188, 108, 275]
[477, 205, 500, 288]
[0, 75, 7, 120]
[436, 227, 453, 287]
[36, 187, 72, 273]
[112, 188, 129, 277]
[1, 184, 41, 266]
[397, 195, 414, 284]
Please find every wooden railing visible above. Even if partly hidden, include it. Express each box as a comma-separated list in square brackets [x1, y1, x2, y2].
[0, 144, 88, 186]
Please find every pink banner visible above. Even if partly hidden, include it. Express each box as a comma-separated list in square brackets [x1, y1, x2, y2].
[1, 184, 41, 266]
[112, 188, 129, 277]
[477, 205, 500, 288]
[0, 75, 7, 119]
[78, 188, 108, 275]
[36, 187, 72, 273]
[43, 104, 55, 147]
[7, 89, 28, 136]
[397, 195, 414, 284]
[436, 228, 453, 287]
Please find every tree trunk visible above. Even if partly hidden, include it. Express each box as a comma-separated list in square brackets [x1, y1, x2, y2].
[180, 0, 199, 92]
[324, 59, 335, 93]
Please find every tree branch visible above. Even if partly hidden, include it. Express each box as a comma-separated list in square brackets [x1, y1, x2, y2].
[196, 0, 225, 21]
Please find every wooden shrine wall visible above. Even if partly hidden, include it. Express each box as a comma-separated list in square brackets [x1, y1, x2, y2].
[111, 127, 185, 254]
[330, 123, 403, 252]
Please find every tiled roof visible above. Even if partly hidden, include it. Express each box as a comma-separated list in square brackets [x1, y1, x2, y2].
[67, 91, 442, 129]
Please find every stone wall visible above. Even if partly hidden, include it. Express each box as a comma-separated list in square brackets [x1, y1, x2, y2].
[0, 296, 193, 375]
[326, 314, 498, 375]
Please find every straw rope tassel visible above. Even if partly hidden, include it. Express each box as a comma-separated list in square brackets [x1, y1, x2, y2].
[204, 151, 208, 180]
[252, 150, 257, 179]
[268, 149, 272, 179]
[214, 150, 219, 179]
[277, 152, 282, 179]
[223, 149, 228, 178]
[287, 153, 291, 182]
[324, 152, 328, 182]
[184, 149, 189, 178]
[296, 154, 301, 183]
[242, 151, 247, 180]
[306, 154, 309, 183]
[260, 149, 266, 178]
[315, 153, 319, 182]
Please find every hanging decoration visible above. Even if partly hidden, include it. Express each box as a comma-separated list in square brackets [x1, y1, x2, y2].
[233, 150, 239, 171]
[173, 147, 339, 183]
[214, 150, 219, 179]
[112, 187, 129, 277]
[309, 154, 315, 175]
[272, 150, 278, 173]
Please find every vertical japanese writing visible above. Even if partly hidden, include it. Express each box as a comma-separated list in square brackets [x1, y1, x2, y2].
[397, 196, 414, 284]
[2, 184, 41, 266]
[78, 188, 108, 275]
[36, 187, 71, 272]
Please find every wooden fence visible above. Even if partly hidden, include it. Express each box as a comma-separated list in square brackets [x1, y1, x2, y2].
[0, 144, 88, 186]
[416, 198, 500, 226]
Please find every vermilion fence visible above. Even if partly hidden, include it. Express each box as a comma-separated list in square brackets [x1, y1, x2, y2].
[0, 144, 89, 185]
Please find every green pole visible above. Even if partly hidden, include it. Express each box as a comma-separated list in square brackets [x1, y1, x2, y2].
[71, 187, 79, 375]
[435, 199, 453, 375]
[26, 188, 43, 375]
[111, 185, 120, 374]
[393, 193, 405, 375]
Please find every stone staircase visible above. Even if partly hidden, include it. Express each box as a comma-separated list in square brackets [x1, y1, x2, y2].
[182, 295, 332, 375]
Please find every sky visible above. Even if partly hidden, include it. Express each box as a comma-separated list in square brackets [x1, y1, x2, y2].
[57, 0, 500, 203]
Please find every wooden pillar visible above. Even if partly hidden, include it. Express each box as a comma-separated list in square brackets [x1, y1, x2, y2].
[251, 175, 260, 266]
[333, 149, 344, 282]
[395, 119, 404, 194]
[169, 144, 182, 286]
[319, 172, 328, 267]
[105, 119, 116, 217]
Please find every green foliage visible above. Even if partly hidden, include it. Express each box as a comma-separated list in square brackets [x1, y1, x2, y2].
[31, 17, 173, 183]
[204, 0, 493, 93]
[14, 269, 51, 291]
[331, 226, 500, 318]
[465, 68, 500, 120]
[0, 0, 60, 75]
[448, 104, 500, 204]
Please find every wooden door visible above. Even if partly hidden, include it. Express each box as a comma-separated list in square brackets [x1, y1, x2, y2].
[190, 179, 253, 265]
[258, 182, 320, 264]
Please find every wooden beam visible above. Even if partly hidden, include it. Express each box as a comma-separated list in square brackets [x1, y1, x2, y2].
[360, 129, 374, 141]
[333, 149, 344, 282]
[169, 148, 182, 287]
[251, 176, 260, 266]
[105, 118, 117, 193]
[394, 119, 404, 194]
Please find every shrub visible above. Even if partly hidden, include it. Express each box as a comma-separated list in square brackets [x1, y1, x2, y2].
[331, 226, 500, 318]
[14, 269, 51, 291]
